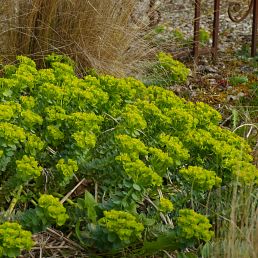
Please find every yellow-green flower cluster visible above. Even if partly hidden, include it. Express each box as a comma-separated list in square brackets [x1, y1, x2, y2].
[136, 100, 171, 129]
[56, 158, 78, 184]
[98, 210, 144, 242]
[0, 222, 34, 257]
[3, 64, 17, 77]
[56, 159, 78, 176]
[72, 131, 96, 149]
[120, 105, 147, 131]
[38, 194, 69, 226]
[12, 56, 37, 90]
[177, 209, 214, 242]
[74, 86, 109, 109]
[69, 112, 103, 132]
[179, 166, 222, 191]
[188, 102, 222, 126]
[116, 134, 148, 160]
[39, 83, 66, 102]
[21, 110, 43, 128]
[116, 154, 162, 187]
[147, 85, 184, 109]
[184, 127, 255, 183]
[17, 55, 37, 68]
[165, 108, 198, 132]
[0, 122, 26, 144]
[24, 134, 45, 155]
[44, 106, 67, 122]
[36, 69, 56, 84]
[20, 96, 35, 109]
[148, 147, 173, 176]
[159, 133, 190, 166]
[225, 160, 258, 185]
[16, 155, 42, 182]
[47, 125, 64, 142]
[116, 135, 162, 186]
[0, 102, 21, 121]
[159, 197, 174, 213]
[97, 75, 138, 109]
[45, 106, 67, 122]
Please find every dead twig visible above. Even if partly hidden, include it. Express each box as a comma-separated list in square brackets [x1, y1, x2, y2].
[60, 178, 87, 204]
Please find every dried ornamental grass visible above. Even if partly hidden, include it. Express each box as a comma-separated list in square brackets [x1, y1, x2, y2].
[3, 0, 153, 76]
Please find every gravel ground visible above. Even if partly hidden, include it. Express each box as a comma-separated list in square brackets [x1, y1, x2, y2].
[157, 0, 254, 54]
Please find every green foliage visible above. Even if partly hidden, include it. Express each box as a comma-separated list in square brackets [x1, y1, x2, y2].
[199, 29, 210, 45]
[20, 194, 69, 232]
[38, 194, 69, 226]
[16, 155, 42, 183]
[146, 52, 190, 87]
[172, 29, 185, 42]
[139, 231, 180, 256]
[229, 75, 249, 86]
[0, 222, 34, 257]
[179, 166, 222, 191]
[177, 209, 214, 242]
[56, 159, 78, 186]
[159, 197, 174, 213]
[154, 25, 166, 34]
[0, 54, 257, 256]
[98, 210, 144, 243]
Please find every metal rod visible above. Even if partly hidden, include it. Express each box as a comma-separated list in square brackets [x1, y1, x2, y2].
[212, 0, 221, 59]
[251, 0, 258, 56]
[193, 0, 201, 61]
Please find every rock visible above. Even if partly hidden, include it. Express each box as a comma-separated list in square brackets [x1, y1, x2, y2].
[198, 65, 218, 73]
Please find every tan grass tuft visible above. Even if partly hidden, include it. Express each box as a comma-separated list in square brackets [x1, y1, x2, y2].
[3, 0, 152, 76]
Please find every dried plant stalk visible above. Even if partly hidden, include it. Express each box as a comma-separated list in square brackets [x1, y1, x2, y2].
[3, 0, 152, 76]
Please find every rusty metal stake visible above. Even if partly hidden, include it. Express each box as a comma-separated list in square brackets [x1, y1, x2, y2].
[251, 0, 258, 56]
[193, 0, 221, 62]
[212, 0, 221, 59]
[193, 0, 201, 61]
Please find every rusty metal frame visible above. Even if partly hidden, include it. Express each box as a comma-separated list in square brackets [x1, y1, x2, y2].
[228, 0, 258, 57]
[251, 0, 258, 56]
[193, 0, 221, 61]
[193, 0, 258, 61]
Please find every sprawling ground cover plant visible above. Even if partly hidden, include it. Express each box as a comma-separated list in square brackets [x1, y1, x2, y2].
[145, 52, 190, 87]
[0, 55, 257, 256]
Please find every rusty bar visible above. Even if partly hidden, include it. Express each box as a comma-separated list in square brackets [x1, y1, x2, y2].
[251, 0, 258, 56]
[212, 0, 221, 59]
[193, 0, 201, 61]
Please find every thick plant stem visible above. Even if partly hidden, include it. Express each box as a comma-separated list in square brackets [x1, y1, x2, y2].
[5, 185, 23, 217]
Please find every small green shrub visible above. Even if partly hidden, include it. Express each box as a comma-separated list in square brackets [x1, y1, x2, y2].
[171, 28, 185, 42]
[229, 75, 249, 86]
[146, 52, 190, 86]
[0, 55, 257, 256]
[199, 28, 210, 45]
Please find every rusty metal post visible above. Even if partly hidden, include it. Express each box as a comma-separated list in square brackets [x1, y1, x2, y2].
[193, 0, 201, 61]
[251, 0, 258, 56]
[212, 0, 221, 59]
